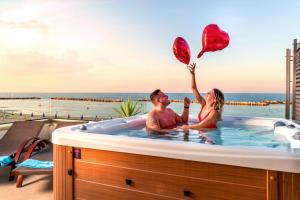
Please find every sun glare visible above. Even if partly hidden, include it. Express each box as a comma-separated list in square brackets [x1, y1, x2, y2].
[5, 28, 42, 47]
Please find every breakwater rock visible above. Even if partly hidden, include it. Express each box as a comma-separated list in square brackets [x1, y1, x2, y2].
[225, 101, 269, 106]
[0, 97, 41, 100]
[51, 97, 123, 102]
[51, 97, 285, 106]
[263, 100, 285, 104]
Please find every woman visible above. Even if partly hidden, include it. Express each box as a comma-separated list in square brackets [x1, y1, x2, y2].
[180, 63, 224, 130]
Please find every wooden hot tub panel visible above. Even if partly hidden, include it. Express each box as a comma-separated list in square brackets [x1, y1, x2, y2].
[53, 145, 300, 200]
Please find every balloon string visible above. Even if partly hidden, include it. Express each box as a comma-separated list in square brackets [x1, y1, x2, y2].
[197, 50, 205, 59]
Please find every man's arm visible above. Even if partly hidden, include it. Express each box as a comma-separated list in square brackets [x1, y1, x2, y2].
[175, 97, 190, 123]
[181, 97, 190, 123]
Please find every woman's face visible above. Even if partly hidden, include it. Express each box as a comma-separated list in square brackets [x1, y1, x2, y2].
[205, 90, 215, 105]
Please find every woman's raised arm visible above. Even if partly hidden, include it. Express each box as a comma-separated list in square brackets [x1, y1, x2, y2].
[188, 63, 206, 107]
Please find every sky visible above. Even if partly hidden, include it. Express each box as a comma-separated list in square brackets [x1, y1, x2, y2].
[0, 0, 299, 93]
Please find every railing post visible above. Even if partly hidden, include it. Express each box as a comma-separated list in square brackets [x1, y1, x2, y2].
[49, 98, 52, 118]
[292, 39, 298, 120]
[286, 49, 291, 119]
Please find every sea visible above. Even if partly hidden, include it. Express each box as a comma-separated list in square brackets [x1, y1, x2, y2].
[0, 93, 287, 119]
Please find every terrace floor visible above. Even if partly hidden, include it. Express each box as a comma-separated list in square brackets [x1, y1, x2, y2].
[0, 167, 52, 200]
[0, 125, 52, 200]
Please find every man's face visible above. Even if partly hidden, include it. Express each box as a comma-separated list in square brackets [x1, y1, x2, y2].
[155, 91, 170, 106]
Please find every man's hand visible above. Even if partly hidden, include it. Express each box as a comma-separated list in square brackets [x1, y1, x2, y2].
[184, 97, 191, 107]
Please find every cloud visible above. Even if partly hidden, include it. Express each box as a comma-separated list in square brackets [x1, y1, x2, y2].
[0, 50, 93, 76]
[0, 20, 48, 33]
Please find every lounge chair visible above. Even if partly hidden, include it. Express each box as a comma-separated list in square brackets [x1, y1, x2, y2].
[0, 120, 46, 180]
[13, 121, 83, 187]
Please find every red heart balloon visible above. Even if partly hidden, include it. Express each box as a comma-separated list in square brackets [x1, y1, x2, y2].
[197, 24, 230, 59]
[173, 37, 191, 65]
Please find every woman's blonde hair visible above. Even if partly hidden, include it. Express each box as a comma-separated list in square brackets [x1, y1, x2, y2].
[212, 88, 224, 115]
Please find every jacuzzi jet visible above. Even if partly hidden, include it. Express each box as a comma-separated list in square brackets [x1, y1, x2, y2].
[274, 121, 286, 129]
[79, 125, 87, 130]
[293, 132, 300, 140]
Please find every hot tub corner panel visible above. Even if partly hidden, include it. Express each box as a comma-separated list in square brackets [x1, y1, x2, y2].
[53, 144, 73, 200]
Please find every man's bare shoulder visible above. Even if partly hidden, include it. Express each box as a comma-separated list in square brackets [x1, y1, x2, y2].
[146, 110, 160, 129]
[148, 110, 157, 117]
[147, 110, 158, 122]
[166, 108, 175, 112]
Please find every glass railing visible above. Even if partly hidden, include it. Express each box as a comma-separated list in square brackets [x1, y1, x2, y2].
[0, 96, 286, 124]
[0, 98, 149, 124]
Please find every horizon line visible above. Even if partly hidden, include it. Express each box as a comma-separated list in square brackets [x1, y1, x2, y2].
[0, 91, 287, 94]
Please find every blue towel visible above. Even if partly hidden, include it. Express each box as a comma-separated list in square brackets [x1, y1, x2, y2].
[16, 159, 53, 169]
[0, 156, 13, 167]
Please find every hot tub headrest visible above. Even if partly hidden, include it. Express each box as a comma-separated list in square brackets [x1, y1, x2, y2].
[293, 132, 300, 140]
[287, 124, 296, 129]
[274, 121, 286, 130]
[79, 125, 87, 130]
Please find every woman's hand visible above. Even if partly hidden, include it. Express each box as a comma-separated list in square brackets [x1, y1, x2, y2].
[179, 125, 190, 131]
[187, 63, 196, 75]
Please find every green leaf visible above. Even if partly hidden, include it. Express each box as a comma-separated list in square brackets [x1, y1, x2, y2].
[113, 108, 122, 116]
[113, 97, 143, 118]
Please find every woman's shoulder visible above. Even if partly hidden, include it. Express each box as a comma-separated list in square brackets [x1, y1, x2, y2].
[208, 109, 220, 118]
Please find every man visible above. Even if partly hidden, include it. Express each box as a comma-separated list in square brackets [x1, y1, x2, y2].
[146, 89, 190, 132]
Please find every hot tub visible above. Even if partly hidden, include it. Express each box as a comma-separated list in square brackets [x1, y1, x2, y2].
[52, 115, 300, 200]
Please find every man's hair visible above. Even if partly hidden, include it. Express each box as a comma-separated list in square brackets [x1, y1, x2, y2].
[150, 89, 161, 102]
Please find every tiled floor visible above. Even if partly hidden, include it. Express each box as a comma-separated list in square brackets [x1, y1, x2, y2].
[0, 127, 52, 200]
[0, 167, 52, 200]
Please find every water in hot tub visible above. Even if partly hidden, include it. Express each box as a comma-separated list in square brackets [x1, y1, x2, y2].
[107, 122, 291, 151]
